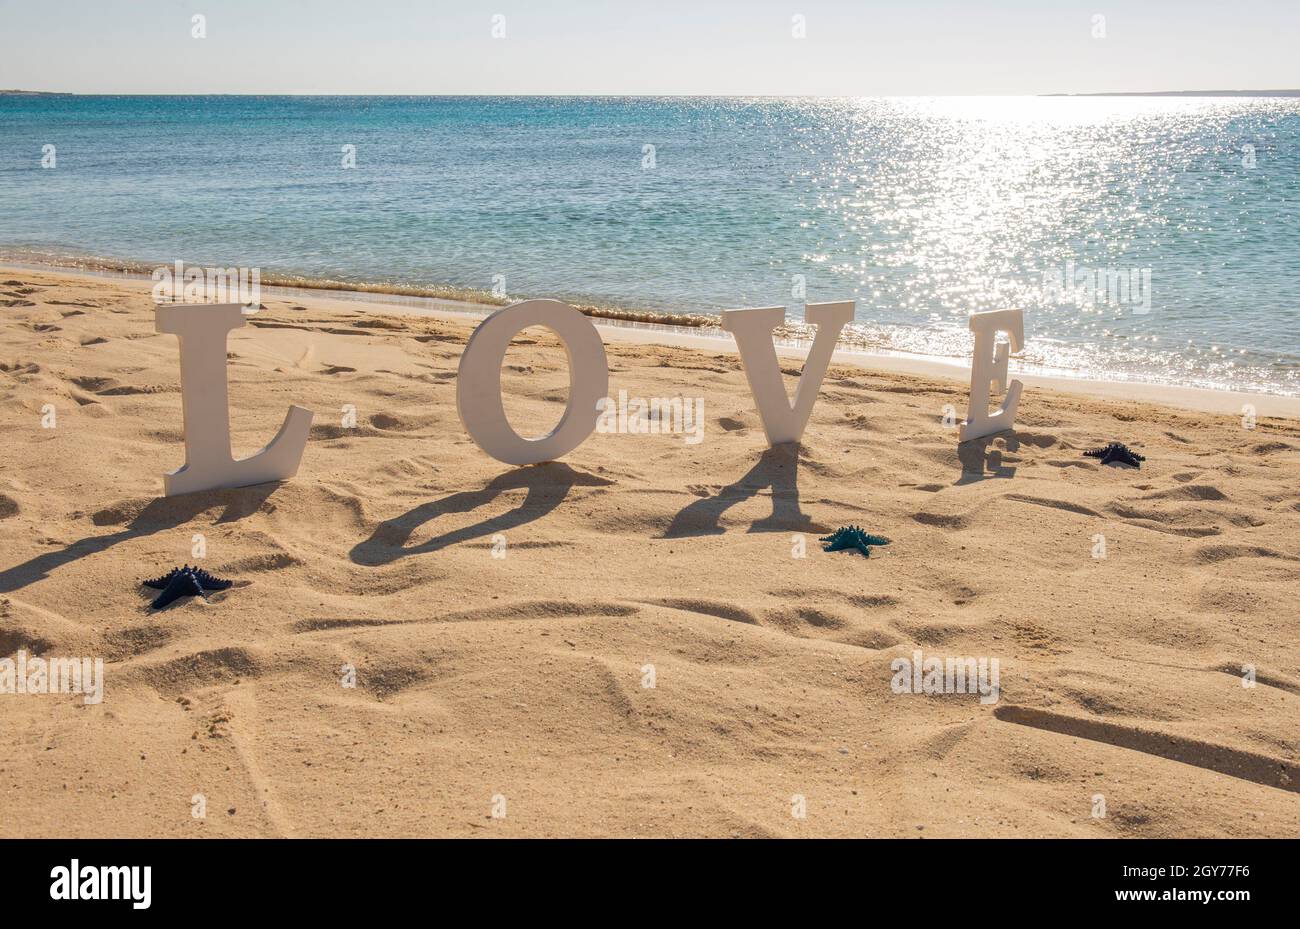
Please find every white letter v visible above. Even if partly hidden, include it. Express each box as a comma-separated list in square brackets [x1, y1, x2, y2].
[722, 301, 854, 445]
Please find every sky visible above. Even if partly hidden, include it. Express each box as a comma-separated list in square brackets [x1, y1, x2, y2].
[1, 0, 1297, 96]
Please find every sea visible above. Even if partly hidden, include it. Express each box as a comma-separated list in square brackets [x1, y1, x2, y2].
[1, 94, 1297, 395]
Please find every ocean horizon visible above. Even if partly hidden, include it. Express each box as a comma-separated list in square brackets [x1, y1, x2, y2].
[2, 94, 1297, 395]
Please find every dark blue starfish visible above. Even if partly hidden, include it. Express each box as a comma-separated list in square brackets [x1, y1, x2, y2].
[1083, 442, 1146, 468]
[819, 525, 891, 558]
[148, 569, 205, 610]
[142, 565, 232, 591]
[142, 565, 233, 610]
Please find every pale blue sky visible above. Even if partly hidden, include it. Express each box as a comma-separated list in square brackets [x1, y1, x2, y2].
[1, 0, 1297, 95]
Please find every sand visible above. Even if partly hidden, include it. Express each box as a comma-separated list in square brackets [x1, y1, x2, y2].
[1, 266, 1298, 838]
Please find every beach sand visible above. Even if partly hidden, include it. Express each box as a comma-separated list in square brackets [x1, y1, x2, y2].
[2, 266, 1298, 837]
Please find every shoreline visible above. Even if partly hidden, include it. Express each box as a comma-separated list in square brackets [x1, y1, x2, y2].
[6, 262, 1297, 420]
[0, 254, 719, 327]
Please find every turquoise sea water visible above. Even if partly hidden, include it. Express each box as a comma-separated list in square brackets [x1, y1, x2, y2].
[1, 95, 1297, 395]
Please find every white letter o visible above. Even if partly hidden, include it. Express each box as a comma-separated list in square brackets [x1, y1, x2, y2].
[456, 299, 608, 465]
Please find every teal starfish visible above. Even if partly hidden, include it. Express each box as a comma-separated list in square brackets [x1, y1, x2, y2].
[819, 525, 890, 557]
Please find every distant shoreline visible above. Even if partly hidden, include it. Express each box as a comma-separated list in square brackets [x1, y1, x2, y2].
[5, 89, 1300, 98]
[1044, 89, 1300, 97]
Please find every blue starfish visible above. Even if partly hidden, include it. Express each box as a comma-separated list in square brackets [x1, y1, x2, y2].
[142, 565, 233, 610]
[142, 565, 232, 592]
[819, 525, 891, 557]
[1083, 442, 1146, 468]
[149, 569, 205, 610]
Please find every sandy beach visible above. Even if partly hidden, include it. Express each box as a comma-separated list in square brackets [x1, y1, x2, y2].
[2, 265, 1298, 838]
